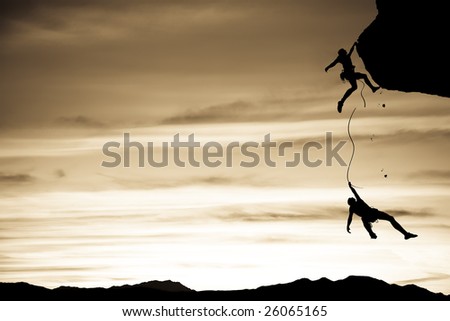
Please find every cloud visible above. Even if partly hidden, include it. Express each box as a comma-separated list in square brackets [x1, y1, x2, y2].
[211, 206, 435, 225]
[383, 208, 435, 218]
[397, 273, 450, 288]
[161, 96, 330, 125]
[0, 0, 371, 34]
[335, 128, 450, 148]
[162, 100, 266, 124]
[96, 172, 258, 190]
[0, 0, 376, 131]
[0, 266, 93, 273]
[0, 0, 137, 33]
[0, 0, 84, 34]
[55, 169, 66, 178]
[424, 224, 450, 230]
[384, 129, 450, 141]
[409, 170, 450, 182]
[197, 176, 237, 185]
[56, 116, 106, 128]
[215, 207, 342, 223]
[0, 172, 34, 183]
[0, 0, 250, 37]
[415, 170, 450, 180]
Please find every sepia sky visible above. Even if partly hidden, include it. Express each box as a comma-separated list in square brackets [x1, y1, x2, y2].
[1, 0, 449, 294]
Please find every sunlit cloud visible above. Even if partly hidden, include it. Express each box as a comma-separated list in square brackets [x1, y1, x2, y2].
[0, 172, 34, 183]
[55, 115, 106, 128]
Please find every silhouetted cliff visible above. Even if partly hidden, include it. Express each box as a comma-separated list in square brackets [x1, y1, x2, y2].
[357, 0, 450, 98]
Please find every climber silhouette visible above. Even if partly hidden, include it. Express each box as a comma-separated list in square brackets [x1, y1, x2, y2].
[325, 42, 380, 113]
[346, 182, 417, 240]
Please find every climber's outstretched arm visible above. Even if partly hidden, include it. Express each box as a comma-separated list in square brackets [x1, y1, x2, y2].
[348, 182, 362, 202]
[346, 209, 353, 234]
[348, 42, 357, 56]
[325, 58, 339, 72]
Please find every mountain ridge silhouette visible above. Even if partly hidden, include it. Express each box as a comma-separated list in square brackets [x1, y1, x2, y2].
[1, 275, 448, 301]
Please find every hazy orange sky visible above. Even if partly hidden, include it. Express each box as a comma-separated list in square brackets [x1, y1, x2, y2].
[1, 0, 449, 294]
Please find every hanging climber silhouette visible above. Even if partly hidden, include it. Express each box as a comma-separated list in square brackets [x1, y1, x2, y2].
[325, 42, 380, 113]
[346, 182, 418, 240]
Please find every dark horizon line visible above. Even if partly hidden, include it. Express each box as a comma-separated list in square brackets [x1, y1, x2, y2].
[1, 275, 449, 301]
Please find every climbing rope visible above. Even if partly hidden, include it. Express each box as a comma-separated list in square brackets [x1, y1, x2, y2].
[359, 80, 366, 108]
[346, 107, 357, 183]
[346, 80, 367, 185]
